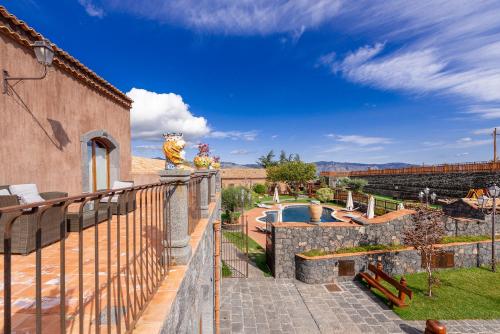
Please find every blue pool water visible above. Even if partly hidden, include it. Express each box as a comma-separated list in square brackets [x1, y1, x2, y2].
[259, 205, 340, 223]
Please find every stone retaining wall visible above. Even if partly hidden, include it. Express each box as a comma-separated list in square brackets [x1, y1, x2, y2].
[160, 200, 220, 333]
[295, 241, 500, 284]
[349, 171, 500, 199]
[270, 213, 497, 278]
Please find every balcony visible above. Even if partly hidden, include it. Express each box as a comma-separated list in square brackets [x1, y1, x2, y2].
[0, 170, 220, 333]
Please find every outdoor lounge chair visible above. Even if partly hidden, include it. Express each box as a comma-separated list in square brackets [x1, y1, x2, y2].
[257, 203, 272, 209]
[99, 181, 136, 215]
[0, 184, 67, 255]
[66, 203, 109, 232]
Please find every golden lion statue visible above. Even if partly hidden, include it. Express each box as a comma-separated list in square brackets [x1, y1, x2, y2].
[163, 133, 186, 169]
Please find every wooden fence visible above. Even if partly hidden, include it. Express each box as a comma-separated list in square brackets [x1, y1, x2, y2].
[320, 161, 500, 177]
[331, 189, 398, 215]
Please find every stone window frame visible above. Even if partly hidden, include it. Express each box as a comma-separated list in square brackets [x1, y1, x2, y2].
[80, 129, 120, 193]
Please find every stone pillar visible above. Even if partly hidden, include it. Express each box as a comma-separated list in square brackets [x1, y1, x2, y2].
[209, 170, 217, 202]
[215, 170, 221, 193]
[196, 170, 210, 219]
[159, 169, 192, 265]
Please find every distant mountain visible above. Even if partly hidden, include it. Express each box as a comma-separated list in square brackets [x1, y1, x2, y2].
[220, 162, 261, 169]
[313, 161, 415, 173]
[220, 161, 414, 171]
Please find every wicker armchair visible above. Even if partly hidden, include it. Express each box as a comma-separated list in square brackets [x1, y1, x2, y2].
[66, 202, 109, 232]
[98, 181, 137, 215]
[0, 185, 67, 255]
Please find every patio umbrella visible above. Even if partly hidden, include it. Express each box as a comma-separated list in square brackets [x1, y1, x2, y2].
[397, 203, 405, 211]
[277, 204, 283, 222]
[346, 191, 354, 211]
[273, 186, 280, 204]
[367, 195, 375, 219]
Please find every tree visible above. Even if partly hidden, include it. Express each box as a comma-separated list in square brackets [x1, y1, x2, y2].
[402, 208, 445, 297]
[266, 161, 317, 197]
[257, 150, 276, 168]
[221, 186, 254, 223]
[337, 177, 368, 192]
[279, 150, 288, 164]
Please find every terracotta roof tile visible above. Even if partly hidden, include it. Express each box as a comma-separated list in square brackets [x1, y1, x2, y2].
[221, 168, 267, 179]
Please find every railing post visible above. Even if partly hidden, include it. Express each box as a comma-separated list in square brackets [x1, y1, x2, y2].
[159, 169, 192, 265]
[196, 169, 210, 219]
[209, 170, 217, 203]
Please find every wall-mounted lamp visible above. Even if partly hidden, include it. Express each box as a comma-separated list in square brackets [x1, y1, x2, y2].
[3, 39, 54, 94]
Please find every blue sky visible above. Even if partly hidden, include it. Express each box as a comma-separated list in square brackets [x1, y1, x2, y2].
[6, 1, 500, 164]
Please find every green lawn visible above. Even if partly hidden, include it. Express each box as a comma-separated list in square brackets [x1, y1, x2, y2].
[368, 267, 500, 320]
[223, 231, 272, 277]
[370, 194, 402, 203]
[222, 261, 232, 277]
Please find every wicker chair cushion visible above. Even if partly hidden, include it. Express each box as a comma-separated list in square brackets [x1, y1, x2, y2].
[9, 184, 44, 204]
[112, 181, 133, 189]
[100, 181, 134, 203]
[0, 189, 10, 196]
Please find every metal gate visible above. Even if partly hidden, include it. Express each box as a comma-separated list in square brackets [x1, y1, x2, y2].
[221, 210, 249, 278]
[265, 215, 275, 276]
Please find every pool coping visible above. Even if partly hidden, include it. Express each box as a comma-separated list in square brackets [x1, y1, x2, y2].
[254, 203, 350, 224]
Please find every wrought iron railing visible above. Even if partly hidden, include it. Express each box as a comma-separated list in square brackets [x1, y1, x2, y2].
[188, 175, 202, 235]
[332, 189, 398, 215]
[207, 173, 213, 206]
[0, 182, 175, 334]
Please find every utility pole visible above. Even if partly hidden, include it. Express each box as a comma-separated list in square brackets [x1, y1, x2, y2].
[494, 128, 499, 162]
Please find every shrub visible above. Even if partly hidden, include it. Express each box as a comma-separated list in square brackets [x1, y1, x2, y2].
[252, 183, 267, 195]
[315, 187, 333, 202]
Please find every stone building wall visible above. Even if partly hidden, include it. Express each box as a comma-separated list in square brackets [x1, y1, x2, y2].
[270, 214, 497, 278]
[160, 199, 220, 333]
[346, 171, 500, 199]
[295, 241, 500, 284]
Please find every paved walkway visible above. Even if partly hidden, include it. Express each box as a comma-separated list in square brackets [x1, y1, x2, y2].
[221, 278, 500, 334]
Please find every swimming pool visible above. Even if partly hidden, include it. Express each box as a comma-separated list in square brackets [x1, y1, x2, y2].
[258, 205, 341, 223]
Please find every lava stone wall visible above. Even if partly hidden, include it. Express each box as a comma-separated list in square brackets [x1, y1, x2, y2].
[350, 171, 500, 199]
[271, 215, 496, 278]
[160, 199, 220, 333]
[295, 241, 500, 284]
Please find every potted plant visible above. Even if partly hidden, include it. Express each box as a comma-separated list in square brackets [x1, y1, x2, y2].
[193, 143, 213, 169]
[211, 156, 221, 169]
[309, 200, 322, 223]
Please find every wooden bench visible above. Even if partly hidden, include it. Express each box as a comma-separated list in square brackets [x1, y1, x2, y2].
[359, 262, 413, 307]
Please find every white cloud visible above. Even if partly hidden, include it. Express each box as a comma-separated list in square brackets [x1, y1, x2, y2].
[454, 137, 489, 148]
[324, 145, 384, 154]
[473, 126, 500, 135]
[127, 88, 210, 140]
[271, 135, 278, 140]
[78, 0, 104, 18]
[104, 0, 341, 35]
[209, 130, 258, 141]
[329, 134, 391, 146]
[468, 107, 500, 119]
[318, 1, 500, 111]
[230, 149, 254, 155]
[135, 144, 162, 151]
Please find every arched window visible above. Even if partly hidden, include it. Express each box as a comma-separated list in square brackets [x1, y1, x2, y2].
[87, 138, 110, 191]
